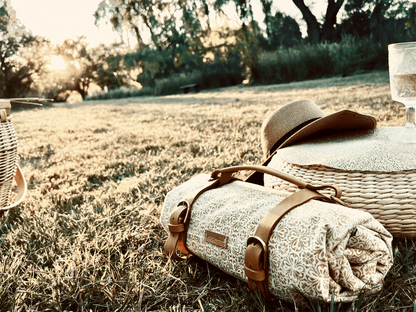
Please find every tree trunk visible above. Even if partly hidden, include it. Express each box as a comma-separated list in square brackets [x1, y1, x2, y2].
[321, 0, 345, 41]
[132, 25, 143, 48]
[292, 0, 321, 42]
[260, 0, 273, 38]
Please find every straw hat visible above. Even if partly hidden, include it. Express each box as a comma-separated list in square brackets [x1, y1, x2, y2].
[261, 99, 377, 159]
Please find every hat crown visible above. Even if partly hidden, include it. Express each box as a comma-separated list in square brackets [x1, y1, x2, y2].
[261, 100, 326, 157]
[260, 99, 377, 160]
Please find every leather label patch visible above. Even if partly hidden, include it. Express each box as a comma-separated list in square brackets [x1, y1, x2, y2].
[205, 230, 228, 248]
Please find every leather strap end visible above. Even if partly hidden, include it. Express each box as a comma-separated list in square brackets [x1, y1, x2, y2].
[255, 281, 273, 300]
[247, 277, 273, 301]
[164, 233, 180, 259]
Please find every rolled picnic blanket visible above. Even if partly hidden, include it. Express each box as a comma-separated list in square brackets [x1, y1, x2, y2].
[160, 165, 394, 304]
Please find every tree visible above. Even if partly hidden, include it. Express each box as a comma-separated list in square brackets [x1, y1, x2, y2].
[267, 12, 302, 49]
[0, 2, 49, 98]
[339, 0, 414, 43]
[91, 43, 133, 91]
[48, 37, 98, 101]
[405, 2, 416, 40]
[260, 0, 273, 40]
[95, 0, 219, 83]
[292, 0, 344, 42]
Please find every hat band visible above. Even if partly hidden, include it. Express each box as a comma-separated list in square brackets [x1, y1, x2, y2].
[267, 117, 321, 157]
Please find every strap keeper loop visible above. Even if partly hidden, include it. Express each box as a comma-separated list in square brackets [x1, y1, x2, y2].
[168, 223, 185, 233]
[244, 265, 266, 281]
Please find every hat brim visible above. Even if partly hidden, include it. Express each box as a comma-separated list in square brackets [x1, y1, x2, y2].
[278, 109, 377, 150]
[246, 110, 376, 185]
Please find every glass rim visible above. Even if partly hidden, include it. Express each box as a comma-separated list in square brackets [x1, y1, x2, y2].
[389, 42, 416, 50]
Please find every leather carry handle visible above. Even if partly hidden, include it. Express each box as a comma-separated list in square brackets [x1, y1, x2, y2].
[211, 165, 342, 199]
[0, 164, 27, 213]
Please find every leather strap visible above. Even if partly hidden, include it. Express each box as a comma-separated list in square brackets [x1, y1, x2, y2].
[0, 164, 27, 215]
[267, 117, 320, 158]
[212, 165, 342, 199]
[212, 166, 345, 299]
[164, 178, 220, 260]
[244, 188, 329, 299]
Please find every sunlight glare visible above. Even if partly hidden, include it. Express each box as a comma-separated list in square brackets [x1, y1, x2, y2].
[49, 55, 67, 71]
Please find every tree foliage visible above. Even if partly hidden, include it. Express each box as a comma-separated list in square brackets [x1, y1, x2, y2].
[95, 0, 209, 53]
[266, 12, 302, 49]
[95, 0, 249, 87]
[44, 40, 137, 101]
[0, 2, 49, 98]
[91, 43, 133, 91]
[339, 0, 415, 43]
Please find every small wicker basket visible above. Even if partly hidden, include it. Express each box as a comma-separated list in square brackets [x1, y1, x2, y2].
[0, 99, 26, 215]
[264, 128, 416, 238]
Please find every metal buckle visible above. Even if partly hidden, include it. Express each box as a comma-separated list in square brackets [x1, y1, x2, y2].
[177, 200, 189, 208]
[247, 235, 267, 251]
[177, 200, 191, 224]
[245, 236, 268, 282]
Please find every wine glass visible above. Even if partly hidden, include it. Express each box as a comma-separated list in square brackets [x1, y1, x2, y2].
[389, 42, 416, 143]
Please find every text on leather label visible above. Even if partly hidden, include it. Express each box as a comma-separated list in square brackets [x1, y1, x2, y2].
[205, 230, 228, 248]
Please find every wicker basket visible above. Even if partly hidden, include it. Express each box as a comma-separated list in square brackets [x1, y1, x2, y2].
[0, 100, 26, 215]
[264, 128, 416, 238]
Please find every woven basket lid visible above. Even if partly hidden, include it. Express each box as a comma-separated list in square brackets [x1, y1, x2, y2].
[274, 127, 416, 172]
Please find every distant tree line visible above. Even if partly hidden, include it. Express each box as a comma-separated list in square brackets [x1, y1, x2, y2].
[0, 0, 415, 100]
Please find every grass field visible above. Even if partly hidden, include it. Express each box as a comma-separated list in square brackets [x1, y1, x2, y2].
[2, 71, 415, 311]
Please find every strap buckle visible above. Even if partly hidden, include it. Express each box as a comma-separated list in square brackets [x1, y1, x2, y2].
[244, 236, 268, 282]
[168, 201, 189, 227]
[165, 201, 191, 260]
[247, 235, 267, 250]
[176, 200, 190, 225]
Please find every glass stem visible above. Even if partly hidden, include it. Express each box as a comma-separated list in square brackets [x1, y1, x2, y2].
[405, 106, 416, 128]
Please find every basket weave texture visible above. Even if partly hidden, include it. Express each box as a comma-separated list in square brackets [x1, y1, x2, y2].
[0, 115, 18, 209]
[265, 156, 416, 238]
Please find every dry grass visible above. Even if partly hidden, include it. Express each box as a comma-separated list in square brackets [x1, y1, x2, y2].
[0, 75, 414, 311]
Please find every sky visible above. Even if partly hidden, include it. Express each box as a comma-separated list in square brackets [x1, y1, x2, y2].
[9, 0, 328, 48]
[10, 0, 122, 47]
